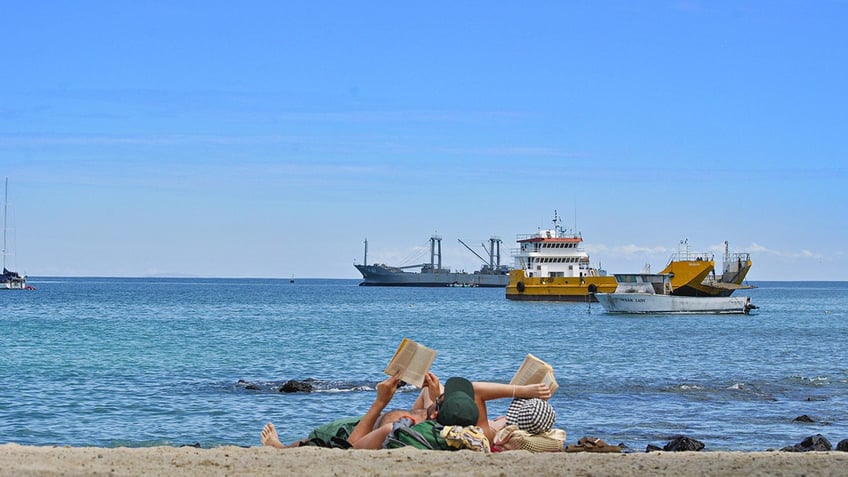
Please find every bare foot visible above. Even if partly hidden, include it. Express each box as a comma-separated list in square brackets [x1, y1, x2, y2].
[260, 422, 287, 449]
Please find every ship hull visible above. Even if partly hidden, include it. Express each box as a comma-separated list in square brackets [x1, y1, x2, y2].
[660, 257, 754, 297]
[505, 270, 617, 302]
[355, 264, 508, 287]
[1, 279, 26, 290]
[595, 293, 753, 314]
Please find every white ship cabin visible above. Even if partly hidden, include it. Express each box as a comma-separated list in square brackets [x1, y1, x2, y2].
[613, 274, 670, 295]
[512, 228, 605, 279]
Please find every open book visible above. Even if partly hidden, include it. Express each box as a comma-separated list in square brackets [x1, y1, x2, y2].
[509, 353, 559, 394]
[384, 338, 437, 388]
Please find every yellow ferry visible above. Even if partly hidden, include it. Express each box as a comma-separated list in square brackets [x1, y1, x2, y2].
[505, 212, 616, 302]
[658, 240, 754, 297]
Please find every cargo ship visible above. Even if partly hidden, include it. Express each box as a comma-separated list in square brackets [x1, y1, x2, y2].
[355, 235, 510, 287]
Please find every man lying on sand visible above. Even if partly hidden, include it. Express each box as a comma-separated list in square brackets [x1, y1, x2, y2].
[261, 371, 552, 450]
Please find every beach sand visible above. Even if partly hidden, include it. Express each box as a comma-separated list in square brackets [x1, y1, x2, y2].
[1, 444, 847, 477]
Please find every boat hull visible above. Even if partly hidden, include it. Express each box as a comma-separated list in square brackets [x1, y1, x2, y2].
[1, 269, 26, 290]
[2, 280, 26, 290]
[505, 270, 617, 302]
[595, 293, 754, 314]
[660, 257, 755, 297]
[355, 264, 509, 287]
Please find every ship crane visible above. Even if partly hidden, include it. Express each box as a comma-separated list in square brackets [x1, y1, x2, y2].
[457, 237, 502, 269]
[457, 239, 488, 264]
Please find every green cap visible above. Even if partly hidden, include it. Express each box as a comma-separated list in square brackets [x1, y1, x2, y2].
[437, 377, 479, 427]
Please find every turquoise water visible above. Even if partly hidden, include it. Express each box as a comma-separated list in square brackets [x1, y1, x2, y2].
[1, 278, 846, 451]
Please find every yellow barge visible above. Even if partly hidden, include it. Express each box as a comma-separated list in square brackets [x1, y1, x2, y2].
[506, 211, 616, 302]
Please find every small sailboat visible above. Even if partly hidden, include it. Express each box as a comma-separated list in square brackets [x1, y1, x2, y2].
[2, 178, 27, 290]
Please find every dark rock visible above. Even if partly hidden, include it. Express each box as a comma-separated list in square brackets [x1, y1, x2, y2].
[781, 434, 832, 452]
[799, 434, 832, 451]
[836, 439, 848, 452]
[180, 442, 201, 448]
[646, 444, 663, 453]
[793, 414, 815, 423]
[663, 435, 705, 452]
[280, 379, 314, 393]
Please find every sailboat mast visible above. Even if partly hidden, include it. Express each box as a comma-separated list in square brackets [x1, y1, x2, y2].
[3, 177, 7, 271]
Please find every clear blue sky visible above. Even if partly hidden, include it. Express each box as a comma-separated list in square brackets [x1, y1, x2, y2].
[1, 1, 845, 280]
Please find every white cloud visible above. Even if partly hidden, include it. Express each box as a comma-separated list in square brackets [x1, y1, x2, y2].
[746, 242, 823, 260]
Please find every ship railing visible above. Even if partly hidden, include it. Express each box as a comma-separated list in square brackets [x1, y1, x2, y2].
[509, 246, 587, 256]
[666, 251, 714, 265]
[722, 252, 751, 274]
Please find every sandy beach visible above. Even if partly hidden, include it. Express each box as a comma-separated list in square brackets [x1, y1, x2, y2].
[1, 444, 847, 477]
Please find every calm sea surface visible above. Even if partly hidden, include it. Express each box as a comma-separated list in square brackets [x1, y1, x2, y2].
[1, 278, 846, 451]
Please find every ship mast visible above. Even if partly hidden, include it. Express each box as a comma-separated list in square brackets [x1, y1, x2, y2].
[2, 177, 7, 271]
[552, 209, 563, 237]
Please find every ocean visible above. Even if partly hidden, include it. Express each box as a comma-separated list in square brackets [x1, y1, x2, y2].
[1, 278, 846, 452]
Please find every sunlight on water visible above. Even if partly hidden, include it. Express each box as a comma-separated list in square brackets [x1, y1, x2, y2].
[1, 279, 846, 451]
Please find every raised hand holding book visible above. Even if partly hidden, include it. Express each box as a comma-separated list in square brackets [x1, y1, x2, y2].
[384, 338, 437, 388]
[509, 353, 559, 394]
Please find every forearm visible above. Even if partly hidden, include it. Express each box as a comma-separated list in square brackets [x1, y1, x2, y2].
[346, 398, 391, 444]
[472, 382, 549, 402]
[349, 373, 403, 444]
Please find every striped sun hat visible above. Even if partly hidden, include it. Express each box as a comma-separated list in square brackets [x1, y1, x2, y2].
[505, 398, 556, 435]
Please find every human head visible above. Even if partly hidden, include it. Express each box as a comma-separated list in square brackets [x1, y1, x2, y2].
[505, 398, 556, 434]
[436, 377, 479, 427]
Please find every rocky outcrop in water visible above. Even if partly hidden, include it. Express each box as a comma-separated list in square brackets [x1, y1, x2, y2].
[647, 435, 705, 452]
[280, 379, 314, 393]
[781, 434, 832, 452]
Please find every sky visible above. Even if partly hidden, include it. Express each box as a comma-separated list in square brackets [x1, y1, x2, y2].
[1, 1, 845, 281]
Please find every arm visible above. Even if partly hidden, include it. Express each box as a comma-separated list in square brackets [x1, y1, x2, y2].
[411, 372, 443, 410]
[346, 373, 402, 445]
[472, 382, 552, 402]
[471, 382, 552, 443]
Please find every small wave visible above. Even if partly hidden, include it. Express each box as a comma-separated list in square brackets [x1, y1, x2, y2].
[787, 375, 831, 387]
[672, 384, 704, 392]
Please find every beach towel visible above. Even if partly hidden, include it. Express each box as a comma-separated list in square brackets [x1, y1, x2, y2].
[306, 416, 361, 445]
[441, 425, 491, 452]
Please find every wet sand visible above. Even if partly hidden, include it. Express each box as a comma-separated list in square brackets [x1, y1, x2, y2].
[1, 444, 847, 476]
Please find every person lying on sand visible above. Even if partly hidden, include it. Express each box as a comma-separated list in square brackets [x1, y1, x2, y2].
[261, 371, 552, 450]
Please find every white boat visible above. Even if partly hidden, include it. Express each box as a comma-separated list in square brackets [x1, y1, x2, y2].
[595, 273, 756, 314]
[2, 178, 27, 290]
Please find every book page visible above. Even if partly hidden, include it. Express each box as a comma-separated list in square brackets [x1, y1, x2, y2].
[384, 338, 437, 388]
[509, 353, 559, 394]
